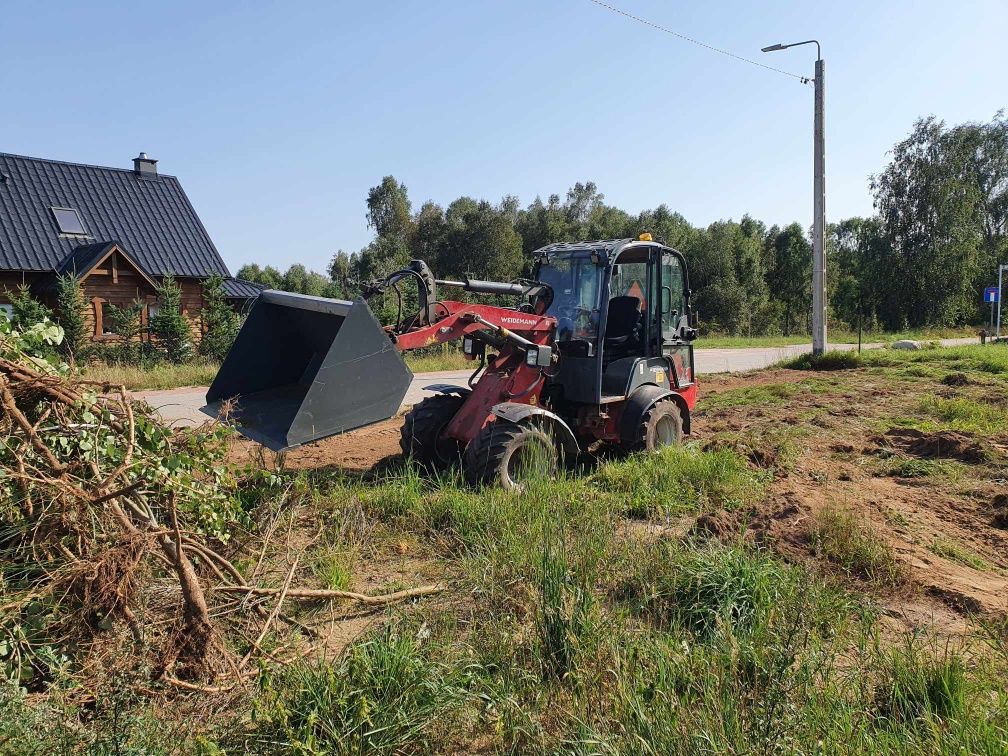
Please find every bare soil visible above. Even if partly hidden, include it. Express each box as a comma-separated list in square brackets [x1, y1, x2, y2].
[228, 416, 406, 472]
[695, 369, 1008, 635]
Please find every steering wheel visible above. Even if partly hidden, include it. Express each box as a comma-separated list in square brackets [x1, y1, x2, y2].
[557, 303, 592, 321]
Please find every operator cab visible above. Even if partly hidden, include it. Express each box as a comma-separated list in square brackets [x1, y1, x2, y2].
[534, 237, 696, 406]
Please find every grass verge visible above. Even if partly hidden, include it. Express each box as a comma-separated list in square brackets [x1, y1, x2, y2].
[701, 327, 976, 349]
[403, 344, 470, 372]
[781, 343, 1008, 376]
[81, 360, 220, 390]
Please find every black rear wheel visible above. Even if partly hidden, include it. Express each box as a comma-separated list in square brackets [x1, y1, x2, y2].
[399, 394, 465, 469]
[628, 400, 683, 453]
[464, 420, 558, 490]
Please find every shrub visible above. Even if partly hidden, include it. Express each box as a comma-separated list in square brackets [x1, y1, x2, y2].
[150, 274, 192, 362]
[0, 308, 65, 372]
[199, 274, 240, 362]
[10, 284, 53, 330]
[105, 299, 144, 341]
[53, 274, 86, 360]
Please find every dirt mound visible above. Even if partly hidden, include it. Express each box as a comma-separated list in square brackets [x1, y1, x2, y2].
[941, 372, 972, 387]
[875, 427, 989, 463]
[690, 509, 745, 541]
[993, 493, 1008, 529]
[925, 586, 985, 616]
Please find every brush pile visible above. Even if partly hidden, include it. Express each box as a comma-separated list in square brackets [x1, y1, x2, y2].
[0, 319, 438, 695]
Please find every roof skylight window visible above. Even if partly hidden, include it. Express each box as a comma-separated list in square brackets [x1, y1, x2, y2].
[51, 207, 87, 235]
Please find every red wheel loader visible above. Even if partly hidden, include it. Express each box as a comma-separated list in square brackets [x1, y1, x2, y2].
[205, 236, 698, 489]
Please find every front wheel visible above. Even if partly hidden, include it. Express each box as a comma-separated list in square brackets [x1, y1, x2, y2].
[400, 394, 465, 469]
[628, 401, 683, 453]
[464, 420, 558, 491]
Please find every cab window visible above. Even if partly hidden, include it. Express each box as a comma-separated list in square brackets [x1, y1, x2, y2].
[538, 254, 601, 342]
[660, 252, 686, 339]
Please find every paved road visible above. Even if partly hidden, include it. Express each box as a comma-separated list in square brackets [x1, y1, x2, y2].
[136, 338, 977, 428]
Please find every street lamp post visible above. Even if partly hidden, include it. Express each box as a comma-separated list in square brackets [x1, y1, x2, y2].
[998, 264, 1008, 339]
[762, 40, 826, 357]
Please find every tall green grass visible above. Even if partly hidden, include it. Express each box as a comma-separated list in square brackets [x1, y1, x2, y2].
[58, 449, 998, 755]
[703, 382, 800, 410]
[592, 444, 770, 518]
[246, 628, 460, 754]
[918, 395, 1008, 434]
[811, 504, 905, 585]
[619, 541, 848, 639]
[930, 537, 992, 571]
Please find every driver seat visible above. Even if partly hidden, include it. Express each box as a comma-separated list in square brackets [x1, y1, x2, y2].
[604, 296, 642, 349]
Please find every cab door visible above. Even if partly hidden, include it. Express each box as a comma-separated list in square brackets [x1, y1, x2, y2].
[658, 250, 694, 387]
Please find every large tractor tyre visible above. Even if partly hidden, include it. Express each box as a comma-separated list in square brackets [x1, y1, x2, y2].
[628, 400, 683, 453]
[464, 420, 559, 491]
[399, 394, 465, 469]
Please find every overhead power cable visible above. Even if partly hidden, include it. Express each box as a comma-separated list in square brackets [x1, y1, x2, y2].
[586, 0, 809, 84]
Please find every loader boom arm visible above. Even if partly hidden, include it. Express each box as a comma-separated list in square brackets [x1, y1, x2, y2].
[393, 300, 554, 353]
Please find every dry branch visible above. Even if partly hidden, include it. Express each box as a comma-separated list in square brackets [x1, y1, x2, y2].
[216, 583, 444, 604]
[239, 557, 298, 670]
[1, 348, 442, 696]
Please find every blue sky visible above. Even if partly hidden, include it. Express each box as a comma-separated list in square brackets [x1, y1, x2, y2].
[3, 1, 1005, 275]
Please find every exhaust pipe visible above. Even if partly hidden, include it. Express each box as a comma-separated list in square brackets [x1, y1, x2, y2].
[203, 290, 412, 451]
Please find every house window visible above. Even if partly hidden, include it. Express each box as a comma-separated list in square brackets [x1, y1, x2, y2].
[92, 297, 114, 339]
[51, 206, 87, 235]
[0, 304, 13, 321]
[100, 302, 115, 336]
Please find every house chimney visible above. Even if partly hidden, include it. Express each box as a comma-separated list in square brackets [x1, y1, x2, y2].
[133, 152, 158, 177]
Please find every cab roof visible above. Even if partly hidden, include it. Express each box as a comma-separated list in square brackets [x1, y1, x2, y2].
[535, 238, 676, 262]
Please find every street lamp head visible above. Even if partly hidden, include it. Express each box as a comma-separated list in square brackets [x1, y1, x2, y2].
[762, 39, 821, 59]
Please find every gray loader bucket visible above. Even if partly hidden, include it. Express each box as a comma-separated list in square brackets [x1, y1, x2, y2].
[204, 290, 412, 451]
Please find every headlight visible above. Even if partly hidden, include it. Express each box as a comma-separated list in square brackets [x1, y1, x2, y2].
[525, 345, 553, 368]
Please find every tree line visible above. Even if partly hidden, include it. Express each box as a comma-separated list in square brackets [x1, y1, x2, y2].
[237, 112, 1007, 335]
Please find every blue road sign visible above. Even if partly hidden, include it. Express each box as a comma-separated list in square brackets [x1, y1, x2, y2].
[984, 286, 999, 303]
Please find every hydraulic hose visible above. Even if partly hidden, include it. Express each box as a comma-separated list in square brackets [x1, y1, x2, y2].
[467, 353, 487, 390]
[505, 371, 544, 399]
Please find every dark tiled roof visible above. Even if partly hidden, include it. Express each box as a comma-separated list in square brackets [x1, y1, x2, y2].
[0, 152, 231, 278]
[41, 240, 159, 294]
[222, 277, 264, 300]
[54, 241, 118, 277]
